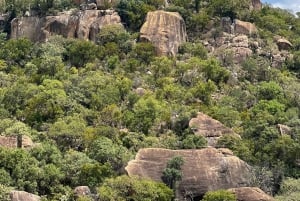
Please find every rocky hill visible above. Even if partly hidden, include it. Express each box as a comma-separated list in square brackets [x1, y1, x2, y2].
[0, 0, 300, 201]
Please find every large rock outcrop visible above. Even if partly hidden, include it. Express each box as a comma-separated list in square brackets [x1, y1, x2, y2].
[10, 191, 41, 201]
[43, 10, 79, 40]
[234, 20, 258, 36]
[140, 10, 187, 56]
[0, 135, 34, 148]
[10, 9, 122, 42]
[276, 38, 292, 51]
[229, 187, 275, 201]
[126, 148, 251, 200]
[189, 112, 240, 146]
[11, 17, 46, 42]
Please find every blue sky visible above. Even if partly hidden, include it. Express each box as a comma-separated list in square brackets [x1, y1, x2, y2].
[262, 0, 300, 13]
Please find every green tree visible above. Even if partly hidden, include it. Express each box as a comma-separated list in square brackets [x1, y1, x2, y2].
[181, 134, 207, 149]
[117, 0, 156, 31]
[87, 136, 130, 171]
[201, 58, 230, 85]
[0, 38, 33, 67]
[202, 190, 237, 201]
[97, 24, 132, 53]
[131, 42, 156, 64]
[61, 150, 110, 187]
[129, 96, 166, 134]
[162, 156, 184, 190]
[98, 175, 173, 201]
[275, 178, 300, 201]
[0, 147, 40, 193]
[257, 81, 284, 102]
[191, 80, 217, 105]
[178, 42, 208, 59]
[216, 135, 253, 162]
[66, 39, 98, 67]
[0, 184, 11, 201]
[48, 114, 87, 151]
[208, 0, 249, 19]
[24, 79, 68, 126]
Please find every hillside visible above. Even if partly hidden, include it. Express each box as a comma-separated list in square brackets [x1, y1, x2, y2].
[0, 0, 300, 201]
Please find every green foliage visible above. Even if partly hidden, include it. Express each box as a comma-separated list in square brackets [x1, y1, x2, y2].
[0, 38, 33, 67]
[87, 136, 130, 170]
[131, 42, 156, 64]
[178, 42, 208, 59]
[0, 0, 73, 16]
[0, 169, 12, 186]
[216, 135, 252, 162]
[97, 24, 132, 54]
[0, 184, 11, 201]
[191, 80, 217, 105]
[253, 6, 296, 38]
[24, 79, 68, 126]
[202, 190, 237, 201]
[0, 147, 40, 193]
[208, 0, 249, 19]
[128, 96, 167, 134]
[1, 1, 300, 199]
[117, 0, 156, 31]
[257, 81, 284, 102]
[66, 40, 98, 67]
[162, 156, 184, 189]
[201, 58, 230, 85]
[181, 134, 206, 149]
[275, 178, 300, 201]
[98, 175, 173, 201]
[48, 114, 87, 151]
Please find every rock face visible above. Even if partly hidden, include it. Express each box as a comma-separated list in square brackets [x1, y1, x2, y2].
[221, 17, 233, 34]
[229, 187, 275, 201]
[74, 186, 91, 196]
[271, 51, 291, 68]
[234, 20, 258, 36]
[189, 112, 239, 146]
[251, 0, 262, 10]
[43, 11, 79, 40]
[277, 124, 292, 136]
[10, 191, 41, 201]
[140, 10, 187, 56]
[276, 38, 292, 51]
[11, 17, 46, 42]
[10, 9, 122, 42]
[126, 148, 251, 200]
[0, 135, 34, 148]
[231, 35, 253, 63]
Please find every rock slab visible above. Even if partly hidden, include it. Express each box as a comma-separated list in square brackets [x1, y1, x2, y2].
[234, 19, 258, 36]
[140, 10, 187, 56]
[0, 135, 34, 148]
[10, 191, 41, 201]
[126, 147, 251, 200]
[10, 9, 122, 42]
[229, 187, 275, 201]
[189, 112, 240, 146]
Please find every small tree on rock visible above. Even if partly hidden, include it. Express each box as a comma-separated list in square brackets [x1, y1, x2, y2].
[162, 156, 184, 190]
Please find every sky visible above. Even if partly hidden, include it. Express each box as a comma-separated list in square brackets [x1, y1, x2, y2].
[262, 0, 300, 13]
